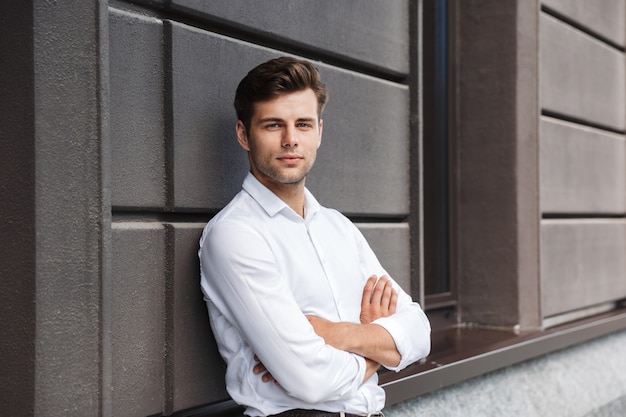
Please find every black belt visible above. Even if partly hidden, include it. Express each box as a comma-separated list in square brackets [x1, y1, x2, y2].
[271, 409, 383, 417]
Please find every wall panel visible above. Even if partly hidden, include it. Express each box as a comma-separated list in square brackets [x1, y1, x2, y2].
[539, 3, 626, 327]
[540, 117, 626, 214]
[110, 223, 166, 416]
[541, 220, 626, 317]
[307, 72, 410, 216]
[167, 223, 228, 411]
[110, 10, 166, 208]
[169, 22, 268, 210]
[160, 0, 409, 75]
[453, 1, 541, 328]
[32, 1, 105, 414]
[543, 0, 625, 46]
[170, 21, 409, 215]
[540, 13, 625, 130]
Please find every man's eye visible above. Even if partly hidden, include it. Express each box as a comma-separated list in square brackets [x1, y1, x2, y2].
[297, 123, 312, 129]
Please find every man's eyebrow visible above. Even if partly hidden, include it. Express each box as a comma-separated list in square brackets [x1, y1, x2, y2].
[257, 117, 317, 123]
[257, 117, 285, 124]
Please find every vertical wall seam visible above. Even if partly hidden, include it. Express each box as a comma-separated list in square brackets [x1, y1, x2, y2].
[163, 20, 175, 212]
[99, 1, 113, 416]
[163, 223, 175, 415]
[162, 29, 176, 412]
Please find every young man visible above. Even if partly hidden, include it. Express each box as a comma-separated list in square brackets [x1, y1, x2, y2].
[199, 57, 431, 417]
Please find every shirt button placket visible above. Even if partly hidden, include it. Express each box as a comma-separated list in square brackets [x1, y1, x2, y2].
[307, 222, 341, 316]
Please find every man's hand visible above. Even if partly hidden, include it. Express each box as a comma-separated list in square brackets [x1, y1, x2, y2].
[360, 275, 397, 324]
[305, 275, 401, 380]
[253, 355, 279, 385]
[306, 275, 397, 348]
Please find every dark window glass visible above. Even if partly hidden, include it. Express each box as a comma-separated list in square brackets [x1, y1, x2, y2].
[423, 0, 456, 318]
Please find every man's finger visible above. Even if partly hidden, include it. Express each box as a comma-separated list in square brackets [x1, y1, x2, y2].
[361, 275, 377, 307]
[370, 275, 389, 305]
[253, 362, 266, 375]
[389, 290, 398, 314]
[380, 280, 393, 309]
[253, 355, 278, 384]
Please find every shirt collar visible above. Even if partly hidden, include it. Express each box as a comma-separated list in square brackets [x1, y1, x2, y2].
[242, 172, 321, 219]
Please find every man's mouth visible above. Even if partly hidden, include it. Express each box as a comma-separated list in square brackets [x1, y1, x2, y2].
[278, 154, 303, 163]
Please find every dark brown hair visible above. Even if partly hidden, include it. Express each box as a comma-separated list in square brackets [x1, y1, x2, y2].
[234, 57, 328, 130]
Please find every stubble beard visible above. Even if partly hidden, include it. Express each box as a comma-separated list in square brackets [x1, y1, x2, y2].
[255, 157, 314, 186]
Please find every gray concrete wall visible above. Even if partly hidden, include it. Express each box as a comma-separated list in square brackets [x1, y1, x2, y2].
[2, 0, 626, 416]
[387, 328, 626, 417]
[540, 0, 626, 321]
[108, 0, 416, 414]
[452, 0, 542, 330]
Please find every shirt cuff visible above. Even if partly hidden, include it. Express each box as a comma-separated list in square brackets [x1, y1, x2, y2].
[354, 352, 368, 381]
[371, 316, 409, 372]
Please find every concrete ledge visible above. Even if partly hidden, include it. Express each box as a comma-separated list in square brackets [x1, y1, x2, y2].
[385, 315, 626, 417]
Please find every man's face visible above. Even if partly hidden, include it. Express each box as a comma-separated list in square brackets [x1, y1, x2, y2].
[236, 88, 323, 192]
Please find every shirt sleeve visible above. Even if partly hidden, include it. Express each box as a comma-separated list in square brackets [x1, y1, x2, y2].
[200, 218, 368, 404]
[352, 223, 432, 371]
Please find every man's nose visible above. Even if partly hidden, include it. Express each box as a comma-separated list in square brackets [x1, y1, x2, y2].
[282, 125, 298, 147]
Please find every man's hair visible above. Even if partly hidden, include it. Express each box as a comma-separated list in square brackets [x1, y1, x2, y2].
[234, 57, 328, 130]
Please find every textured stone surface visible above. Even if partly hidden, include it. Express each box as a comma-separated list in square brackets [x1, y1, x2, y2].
[10, 0, 626, 416]
[169, 22, 264, 210]
[168, 223, 228, 410]
[540, 117, 626, 214]
[168, 0, 409, 75]
[541, 13, 625, 130]
[543, 0, 625, 46]
[584, 395, 626, 417]
[307, 71, 410, 216]
[453, 0, 541, 328]
[32, 1, 106, 415]
[111, 223, 166, 416]
[110, 10, 166, 208]
[541, 220, 626, 317]
[170, 21, 409, 215]
[386, 329, 626, 417]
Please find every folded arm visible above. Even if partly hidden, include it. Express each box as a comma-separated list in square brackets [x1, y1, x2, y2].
[307, 276, 400, 372]
[256, 275, 401, 384]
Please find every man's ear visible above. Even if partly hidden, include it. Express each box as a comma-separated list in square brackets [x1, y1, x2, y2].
[317, 119, 323, 149]
[236, 120, 250, 151]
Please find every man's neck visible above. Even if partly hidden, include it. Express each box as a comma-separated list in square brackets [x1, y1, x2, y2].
[254, 174, 306, 217]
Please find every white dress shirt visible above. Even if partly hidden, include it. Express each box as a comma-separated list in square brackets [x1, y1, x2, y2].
[199, 173, 431, 416]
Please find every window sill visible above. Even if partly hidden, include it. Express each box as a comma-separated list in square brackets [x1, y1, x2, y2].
[379, 306, 626, 406]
